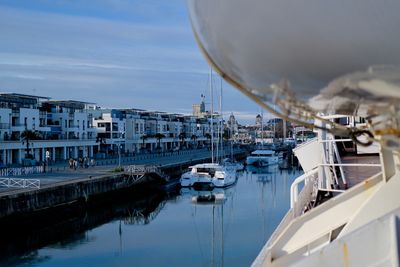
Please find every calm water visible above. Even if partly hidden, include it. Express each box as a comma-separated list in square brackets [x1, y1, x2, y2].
[2, 166, 302, 267]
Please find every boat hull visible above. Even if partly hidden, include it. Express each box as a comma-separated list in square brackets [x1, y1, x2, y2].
[246, 156, 279, 166]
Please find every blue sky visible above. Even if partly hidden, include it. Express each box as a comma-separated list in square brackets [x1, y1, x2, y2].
[0, 0, 259, 124]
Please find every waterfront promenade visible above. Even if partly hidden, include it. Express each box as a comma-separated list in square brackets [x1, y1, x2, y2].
[0, 147, 247, 194]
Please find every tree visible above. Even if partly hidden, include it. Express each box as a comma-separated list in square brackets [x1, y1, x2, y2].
[154, 133, 166, 149]
[140, 134, 148, 150]
[190, 134, 198, 148]
[178, 132, 186, 148]
[204, 133, 212, 147]
[223, 128, 230, 141]
[21, 130, 40, 159]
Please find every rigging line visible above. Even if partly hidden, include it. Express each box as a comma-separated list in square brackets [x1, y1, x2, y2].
[220, 77, 224, 161]
[210, 67, 215, 164]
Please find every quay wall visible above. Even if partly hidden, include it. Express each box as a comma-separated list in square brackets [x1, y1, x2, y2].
[0, 173, 136, 219]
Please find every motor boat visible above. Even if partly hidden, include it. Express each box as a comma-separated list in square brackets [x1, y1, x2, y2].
[246, 150, 279, 167]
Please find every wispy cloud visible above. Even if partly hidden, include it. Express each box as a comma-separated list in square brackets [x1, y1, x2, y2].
[0, 3, 259, 124]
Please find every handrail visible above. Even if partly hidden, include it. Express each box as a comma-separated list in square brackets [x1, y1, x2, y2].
[290, 162, 381, 210]
[290, 169, 318, 209]
[319, 163, 381, 167]
[318, 139, 353, 143]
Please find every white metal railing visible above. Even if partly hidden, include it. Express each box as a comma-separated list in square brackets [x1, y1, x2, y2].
[0, 166, 44, 177]
[0, 178, 40, 189]
[290, 169, 318, 209]
[319, 163, 381, 167]
[291, 161, 382, 217]
[125, 164, 166, 175]
[124, 165, 160, 174]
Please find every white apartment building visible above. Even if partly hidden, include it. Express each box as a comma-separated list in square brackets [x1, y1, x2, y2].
[0, 93, 225, 167]
[93, 109, 219, 154]
[91, 109, 126, 156]
[0, 93, 98, 166]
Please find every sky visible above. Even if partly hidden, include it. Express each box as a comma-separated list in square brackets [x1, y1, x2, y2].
[0, 0, 260, 124]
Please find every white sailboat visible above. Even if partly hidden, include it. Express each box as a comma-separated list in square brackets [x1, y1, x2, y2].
[180, 162, 237, 188]
[186, 1, 400, 266]
[180, 70, 237, 188]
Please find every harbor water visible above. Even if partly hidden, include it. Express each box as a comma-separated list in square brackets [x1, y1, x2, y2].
[1, 166, 302, 267]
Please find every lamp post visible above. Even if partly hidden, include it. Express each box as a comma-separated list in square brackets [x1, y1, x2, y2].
[118, 141, 121, 168]
[118, 127, 125, 169]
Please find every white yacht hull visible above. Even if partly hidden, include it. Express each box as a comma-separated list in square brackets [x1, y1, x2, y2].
[246, 156, 279, 166]
[180, 163, 238, 188]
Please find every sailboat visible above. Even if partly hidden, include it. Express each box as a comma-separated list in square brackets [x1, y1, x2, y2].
[180, 70, 237, 188]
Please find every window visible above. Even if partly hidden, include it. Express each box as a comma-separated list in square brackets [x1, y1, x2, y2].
[112, 123, 118, 131]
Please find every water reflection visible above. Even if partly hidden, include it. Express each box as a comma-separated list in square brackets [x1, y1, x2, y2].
[0, 167, 303, 267]
[0, 186, 174, 266]
[180, 186, 237, 267]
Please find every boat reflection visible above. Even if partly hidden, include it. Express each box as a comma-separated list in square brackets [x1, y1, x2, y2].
[180, 184, 237, 267]
[180, 185, 235, 205]
[245, 163, 278, 174]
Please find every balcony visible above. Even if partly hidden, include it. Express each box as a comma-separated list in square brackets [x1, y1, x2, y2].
[0, 123, 10, 129]
[67, 125, 79, 130]
[49, 126, 62, 133]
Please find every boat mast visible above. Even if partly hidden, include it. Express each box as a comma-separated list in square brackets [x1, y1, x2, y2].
[261, 109, 264, 149]
[210, 68, 214, 164]
[216, 79, 220, 162]
[219, 77, 223, 162]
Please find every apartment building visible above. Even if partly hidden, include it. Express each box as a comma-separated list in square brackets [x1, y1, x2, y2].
[0, 92, 224, 166]
[0, 93, 98, 166]
[93, 108, 219, 155]
[91, 108, 126, 156]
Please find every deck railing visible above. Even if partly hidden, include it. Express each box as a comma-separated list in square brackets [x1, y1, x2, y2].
[290, 162, 382, 217]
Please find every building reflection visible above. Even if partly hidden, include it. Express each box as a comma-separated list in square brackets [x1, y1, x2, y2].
[0, 186, 176, 265]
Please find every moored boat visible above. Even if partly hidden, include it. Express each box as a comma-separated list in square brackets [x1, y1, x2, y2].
[180, 163, 237, 188]
[246, 150, 279, 167]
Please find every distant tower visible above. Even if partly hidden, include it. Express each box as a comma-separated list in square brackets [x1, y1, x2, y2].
[227, 113, 239, 135]
[255, 114, 262, 127]
[193, 94, 206, 117]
